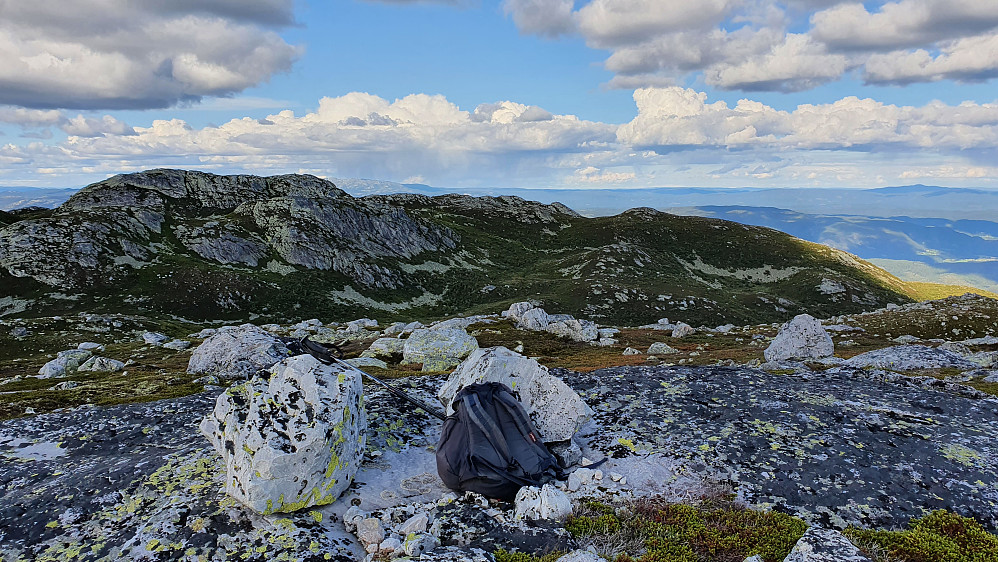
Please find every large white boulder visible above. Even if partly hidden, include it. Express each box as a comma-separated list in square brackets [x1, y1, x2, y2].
[514, 484, 572, 521]
[199, 354, 366, 514]
[438, 346, 593, 442]
[187, 324, 290, 381]
[402, 328, 479, 372]
[671, 322, 695, 338]
[503, 301, 536, 321]
[764, 314, 834, 362]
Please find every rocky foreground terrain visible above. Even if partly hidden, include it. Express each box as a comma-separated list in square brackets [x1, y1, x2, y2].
[0, 169, 923, 327]
[1, 293, 997, 562]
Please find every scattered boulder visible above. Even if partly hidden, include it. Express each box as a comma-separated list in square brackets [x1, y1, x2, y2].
[346, 357, 388, 370]
[844, 345, 977, 371]
[622, 347, 641, 355]
[163, 339, 192, 350]
[503, 301, 536, 321]
[37, 349, 92, 378]
[78, 356, 125, 372]
[547, 317, 599, 342]
[346, 318, 378, 332]
[361, 337, 406, 359]
[671, 322, 695, 338]
[77, 342, 104, 351]
[187, 324, 290, 381]
[764, 314, 834, 362]
[402, 328, 479, 372]
[647, 342, 679, 355]
[514, 484, 572, 521]
[199, 354, 366, 514]
[783, 527, 871, 561]
[519, 307, 551, 330]
[142, 332, 170, 345]
[438, 347, 593, 442]
[9, 326, 28, 337]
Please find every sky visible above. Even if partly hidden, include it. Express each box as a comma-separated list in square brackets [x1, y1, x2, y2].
[2, 0, 998, 190]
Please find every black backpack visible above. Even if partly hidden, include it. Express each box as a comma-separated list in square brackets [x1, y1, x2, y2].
[436, 382, 564, 501]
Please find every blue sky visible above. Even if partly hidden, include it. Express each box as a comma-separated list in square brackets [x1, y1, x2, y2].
[2, 0, 998, 189]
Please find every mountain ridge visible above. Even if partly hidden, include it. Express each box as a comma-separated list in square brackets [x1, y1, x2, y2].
[0, 169, 913, 325]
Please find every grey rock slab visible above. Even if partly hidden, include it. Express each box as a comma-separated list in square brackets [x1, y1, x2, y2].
[844, 344, 978, 371]
[557, 551, 606, 562]
[200, 354, 367, 514]
[77, 342, 104, 351]
[438, 346, 593, 442]
[142, 332, 170, 345]
[162, 339, 191, 350]
[519, 307, 551, 330]
[361, 337, 406, 359]
[187, 323, 290, 381]
[346, 357, 389, 370]
[37, 349, 92, 378]
[764, 314, 834, 362]
[564, 364, 998, 530]
[783, 527, 871, 561]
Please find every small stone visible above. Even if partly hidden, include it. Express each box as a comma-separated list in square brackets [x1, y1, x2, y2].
[609, 472, 623, 482]
[557, 550, 605, 562]
[77, 342, 104, 351]
[163, 339, 191, 350]
[403, 532, 440, 557]
[357, 518, 385, 548]
[784, 527, 872, 561]
[10, 327, 28, 337]
[343, 505, 366, 532]
[514, 483, 573, 521]
[622, 347, 641, 355]
[399, 513, 429, 535]
[549, 440, 583, 468]
[379, 537, 402, 554]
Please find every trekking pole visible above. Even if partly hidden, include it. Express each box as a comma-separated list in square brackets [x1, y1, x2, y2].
[283, 336, 448, 421]
[328, 356, 448, 421]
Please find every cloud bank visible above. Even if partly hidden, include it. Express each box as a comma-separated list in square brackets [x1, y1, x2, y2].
[503, 0, 998, 91]
[0, 0, 301, 109]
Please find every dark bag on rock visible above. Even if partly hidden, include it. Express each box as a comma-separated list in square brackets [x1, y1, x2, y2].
[436, 382, 564, 501]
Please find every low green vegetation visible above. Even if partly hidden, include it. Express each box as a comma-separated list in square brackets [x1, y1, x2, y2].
[846, 510, 998, 562]
[565, 495, 807, 562]
[493, 550, 566, 562]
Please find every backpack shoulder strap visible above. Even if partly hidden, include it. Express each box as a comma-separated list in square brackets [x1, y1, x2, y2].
[463, 392, 513, 461]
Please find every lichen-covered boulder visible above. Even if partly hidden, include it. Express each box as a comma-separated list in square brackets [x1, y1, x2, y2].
[519, 307, 551, 330]
[514, 484, 572, 521]
[547, 318, 599, 342]
[37, 349, 92, 378]
[783, 527, 871, 561]
[844, 344, 977, 371]
[78, 356, 125, 372]
[361, 337, 406, 359]
[199, 354, 366, 514]
[764, 314, 834, 362]
[648, 342, 679, 355]
[187, 324, 290, 381]
[402, 328, 479, 372]
[503, 301, 535, 321]
[671, 322, 695, 338]
[438, 346, 593, 442]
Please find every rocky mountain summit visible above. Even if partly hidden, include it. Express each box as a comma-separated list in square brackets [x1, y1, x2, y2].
[1, 294, 997, 561]
[0, 169, 915, 326]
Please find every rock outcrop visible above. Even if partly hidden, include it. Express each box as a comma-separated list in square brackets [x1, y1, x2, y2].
[438, 347, 593, 442]
[503, 302, 599, 343]
[199, 354, 366, 514]
[187, 324, 290, 381]
[783, 527, 872, 561]
[764, 314, 834, 362]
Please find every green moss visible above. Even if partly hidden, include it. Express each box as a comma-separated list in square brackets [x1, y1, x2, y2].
[845, 510, 998, 562]
[493, 549, 566, 562]
[564, 496, 807, 562]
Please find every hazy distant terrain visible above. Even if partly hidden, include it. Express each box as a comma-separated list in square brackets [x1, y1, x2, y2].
[0, 187, 77, 210]
[669, 206, 998, 294]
